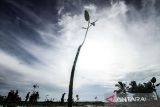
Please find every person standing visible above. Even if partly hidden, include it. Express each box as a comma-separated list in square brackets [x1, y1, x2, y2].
[61, 93, 66, 104]
[25, 92, 30, 103]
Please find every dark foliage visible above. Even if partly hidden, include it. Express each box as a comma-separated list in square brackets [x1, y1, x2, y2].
[114, 77, 159, 101]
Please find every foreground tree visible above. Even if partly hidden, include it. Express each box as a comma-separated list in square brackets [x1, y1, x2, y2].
[68, 10, 97, 107]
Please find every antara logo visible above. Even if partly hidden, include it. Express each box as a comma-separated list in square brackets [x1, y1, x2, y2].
[105, 94, 147, 103]
[105, 95, 115, 103]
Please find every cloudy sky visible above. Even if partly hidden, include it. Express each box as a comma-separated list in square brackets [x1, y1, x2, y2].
[0, 0, 160, 101]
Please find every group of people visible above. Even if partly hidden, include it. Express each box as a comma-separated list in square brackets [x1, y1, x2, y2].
[25, 91, 39, 103]
[0, 90, 80, 104]
[6, 90, 21, 102]
[0, 90, 39, 103]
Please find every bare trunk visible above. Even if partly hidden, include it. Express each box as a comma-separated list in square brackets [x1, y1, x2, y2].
[68, 45, 82, 107]
[68, 20, 90, 107]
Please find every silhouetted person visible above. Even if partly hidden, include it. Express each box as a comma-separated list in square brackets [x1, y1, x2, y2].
[6, 90, 14, 102]
[6, 90, 21, 102]
[6, 90, 11, 101]
[29, 91, 39, 103]
[25, 92, 30, 103]
[61, 93, 66, 104]
[35, 92, 39, 102]
[14, 90, 18, 102]
[29, 94, 34, 103]
[76, 95, 79, 102]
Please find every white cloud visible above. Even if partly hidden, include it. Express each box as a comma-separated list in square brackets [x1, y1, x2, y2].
[56, 1, 160, 88]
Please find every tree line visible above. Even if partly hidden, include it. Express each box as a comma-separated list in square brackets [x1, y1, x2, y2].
[114, 77, 160, 101]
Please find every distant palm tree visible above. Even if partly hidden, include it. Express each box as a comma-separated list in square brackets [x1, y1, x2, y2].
[114, 77, 160, 101]
[68, 10, 97, 107]
[126, 77, 159, 101]
[128, 81, 138, 93]
[150, 77, 159, 100]
[114, 81, 127, 98]
[115, 81, 127, 93]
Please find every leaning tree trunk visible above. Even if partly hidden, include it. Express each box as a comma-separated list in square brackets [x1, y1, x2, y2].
[68, 45, 82, 107]
[67, 10, 92, 107]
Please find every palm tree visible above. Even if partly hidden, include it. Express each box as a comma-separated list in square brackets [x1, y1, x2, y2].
[150, 77, 159, 100]
[68, 10, 97, 107]
[114, 81, 127, 98]
[128, 81, 137, 93]
[127, 77, 159, 101]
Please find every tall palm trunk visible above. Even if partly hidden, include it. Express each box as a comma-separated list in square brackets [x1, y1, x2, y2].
[68, 22, 90, 107]
[68, 45, 82, 107]
[68, 10, 95, 107]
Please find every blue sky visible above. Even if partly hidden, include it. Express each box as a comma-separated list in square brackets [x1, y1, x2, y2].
[0, 0, 160, 101]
